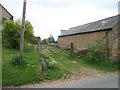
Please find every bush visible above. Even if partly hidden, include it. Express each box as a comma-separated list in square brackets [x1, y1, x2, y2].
[2, 20, 21, 49]
[39, 51, 57, 69]
[2, 20, 35, 49]
[11, 54, 22, 65]
[39, 51, 49, 58]
[83, 39, 110, 64]
[24, 42, 34, 52]
[46, 57, 57, 69]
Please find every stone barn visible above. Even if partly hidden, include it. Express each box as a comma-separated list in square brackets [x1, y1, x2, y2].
[0, 3, 13, 31]
[0, 4, 13, 45]
[58, 15, 119, 61]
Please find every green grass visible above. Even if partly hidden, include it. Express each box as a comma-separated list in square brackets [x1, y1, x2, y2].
[41, 67, 69, 80]
[82, 60, 119, 71]
[2, 45, 70, 86]
[43, 45, 119, 71]
[2, 44, 119, 86]
[2, 46, 40, 86]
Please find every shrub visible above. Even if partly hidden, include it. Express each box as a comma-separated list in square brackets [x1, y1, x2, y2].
[2, 20, 35, 49]
[83, 39, 110, 64]
[2, 20, 21, 49]
[24, 42, 34, 52]
[39, 51, 49, 58]
[11, 54, 22, 65]
[46, 57, 57, 69]
[39, 51, 57, 69]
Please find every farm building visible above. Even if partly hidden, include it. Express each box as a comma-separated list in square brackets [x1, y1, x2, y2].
[58, 15, 119, 61]
[0, 3, 13, 31]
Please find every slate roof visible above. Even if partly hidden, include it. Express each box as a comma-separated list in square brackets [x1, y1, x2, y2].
[59, 15, 118, 37]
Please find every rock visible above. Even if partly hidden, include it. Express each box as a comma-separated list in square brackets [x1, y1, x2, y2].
[97, 74, 101, 76]
[72, 61, 77, 64]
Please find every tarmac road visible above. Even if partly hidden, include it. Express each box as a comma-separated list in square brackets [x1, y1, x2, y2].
[19, 73, 118, 88]
[50, 73, 118, 88]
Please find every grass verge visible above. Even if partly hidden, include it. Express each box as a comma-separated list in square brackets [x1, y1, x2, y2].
[2, 44, 119, 86]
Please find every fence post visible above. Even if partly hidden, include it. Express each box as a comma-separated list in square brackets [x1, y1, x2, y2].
[37, 37, 44, 79]
[106, 30, 109, 57]
[118, 14, 120, 63]
[37, 37, 42, 52]
[70, 42, 74, 55]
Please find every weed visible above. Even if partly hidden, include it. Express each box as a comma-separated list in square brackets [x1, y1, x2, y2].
[83, 39, 109, 64]
[11, 54, 22, 65]
[80, 39, 119, 71]
[39, 51, 58, 69]
[46, 57, 57, 69]
[24, 43, 35, 52]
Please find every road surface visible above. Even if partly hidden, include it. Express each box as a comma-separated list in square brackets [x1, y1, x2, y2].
[19, 73, 118, 88]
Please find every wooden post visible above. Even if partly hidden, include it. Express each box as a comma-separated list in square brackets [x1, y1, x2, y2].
[40, 57, 47, 71]
[37, 37, 43, 79]
[38, 57, 47, 79]
[40, 38, 42, 51]
[118, 14, 120, 63]
[37, 37, 42, 52]
[20, 0, 27, 60]
[106, 30, 109, 57]
[70, 42, 74, 55]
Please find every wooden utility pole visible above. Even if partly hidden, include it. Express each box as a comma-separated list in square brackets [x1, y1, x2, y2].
[20, 0, 27, 60]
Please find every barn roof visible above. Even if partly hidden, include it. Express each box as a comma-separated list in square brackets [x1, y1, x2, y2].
[59, 15, 118, 37]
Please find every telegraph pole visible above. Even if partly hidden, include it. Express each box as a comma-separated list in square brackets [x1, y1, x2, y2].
[20, 0, 27, 60]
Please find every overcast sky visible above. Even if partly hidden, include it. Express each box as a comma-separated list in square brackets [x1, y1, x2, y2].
[1, 0, 119, 40]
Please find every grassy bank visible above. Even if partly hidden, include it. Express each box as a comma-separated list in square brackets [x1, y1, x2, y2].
[2, 44, 119, 86]
[2, 45, 69, 86]
[2, 46, 40, 86]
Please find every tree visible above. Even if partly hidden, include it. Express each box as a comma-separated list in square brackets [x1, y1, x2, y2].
[42, 39, 47, 44]
[2, 19, 35, 49]
[47, 34, 55, 43]
[2, 20, 21, 49]
[24, 20, 35, 43]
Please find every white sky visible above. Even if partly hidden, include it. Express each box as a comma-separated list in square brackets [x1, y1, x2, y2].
[1, 0, 119, 40]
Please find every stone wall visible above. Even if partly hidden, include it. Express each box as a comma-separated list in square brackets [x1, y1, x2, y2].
[58, 25, 119, 61]
[0, 4, 13, 31]
[0, 5, 2, 45]
[0, 5, 2, 31]
[107, 24, 118, 61]
[2, 5, 13, 20]
[58, 30, 107, 51]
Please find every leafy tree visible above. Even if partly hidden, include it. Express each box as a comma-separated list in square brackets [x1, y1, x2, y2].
[2, 19, 35, 49]
[47, 34, 55, 43]
[2, 20, 21, 49]
[24, 20, 35, 42]
[42, 39, 47, 44]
